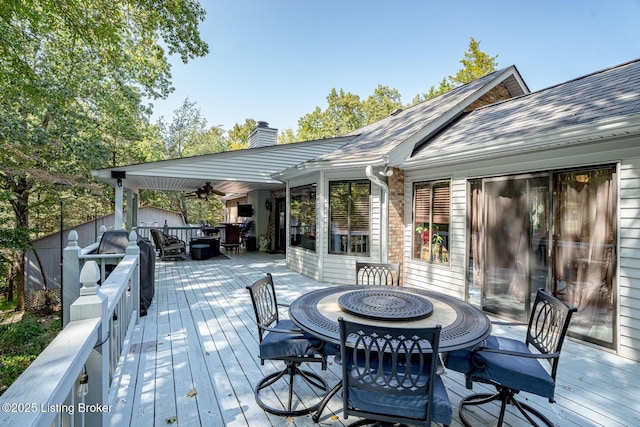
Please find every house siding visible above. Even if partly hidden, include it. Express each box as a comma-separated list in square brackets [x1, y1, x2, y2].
[619, 157, 640, 360]
[403, 135, 640, 361]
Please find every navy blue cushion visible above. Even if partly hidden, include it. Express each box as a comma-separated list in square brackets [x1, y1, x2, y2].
[344, 354, 452, 425]
[320, 341, 340, 356]
[259, 319, 321, 359]
[445, 344, 478, 375]
[447, 336, 556, 400]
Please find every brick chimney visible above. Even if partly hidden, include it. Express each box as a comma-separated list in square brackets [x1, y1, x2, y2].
[248, 121, 277, 148]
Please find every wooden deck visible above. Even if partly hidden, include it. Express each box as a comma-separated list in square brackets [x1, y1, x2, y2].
[110, 251, 640, 426]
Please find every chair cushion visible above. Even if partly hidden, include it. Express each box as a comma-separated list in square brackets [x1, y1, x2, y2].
[344, 353, 452, 425]
[346, 370, 452, 424]
[449, 336, 556, 400]
[259, 319, 322, 359]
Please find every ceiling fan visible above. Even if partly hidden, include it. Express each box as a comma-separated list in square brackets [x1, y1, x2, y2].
[186, 182, 225, 200]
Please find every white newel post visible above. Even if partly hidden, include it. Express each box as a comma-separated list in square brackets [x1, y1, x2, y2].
[127, 230, 141, 324]
[70, 261, 110, 427]
[63, 230, 81, 327]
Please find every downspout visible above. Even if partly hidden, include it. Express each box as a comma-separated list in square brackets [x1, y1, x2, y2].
[365, 165, 390, 262]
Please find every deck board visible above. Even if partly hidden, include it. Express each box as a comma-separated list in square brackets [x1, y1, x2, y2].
[110, 251, 640, 427]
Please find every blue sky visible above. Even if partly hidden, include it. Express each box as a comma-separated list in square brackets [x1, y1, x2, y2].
[150, 0, 640, 133]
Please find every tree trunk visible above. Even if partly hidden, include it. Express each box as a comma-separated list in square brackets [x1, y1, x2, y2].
[8, 176, 32, 311]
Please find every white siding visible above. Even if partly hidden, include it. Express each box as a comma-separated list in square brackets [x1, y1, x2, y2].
[619, 157, 640, 361]
[403, 135, 640, 361]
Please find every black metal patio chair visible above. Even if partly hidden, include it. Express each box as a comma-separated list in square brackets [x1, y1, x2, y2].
[246, 273, 329, 416]
[445, 288, 577, 426]
[355, 261, 400, 286]
[339, 318, 452, 426]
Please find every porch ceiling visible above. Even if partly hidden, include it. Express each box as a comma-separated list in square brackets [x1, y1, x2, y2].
[91, 137, 354, 196]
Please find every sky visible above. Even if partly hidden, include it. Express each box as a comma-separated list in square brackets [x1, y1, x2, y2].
[150, 0, 640, 133]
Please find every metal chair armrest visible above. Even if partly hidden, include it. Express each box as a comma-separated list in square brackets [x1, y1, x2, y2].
[471, 345, 560, 368]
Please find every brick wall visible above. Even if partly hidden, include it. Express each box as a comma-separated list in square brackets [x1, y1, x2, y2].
[387, 168, 405, 284]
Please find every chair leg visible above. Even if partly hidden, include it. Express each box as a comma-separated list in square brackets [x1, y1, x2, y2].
[459, 388, 554, 427]
[254, 361, 329, 417]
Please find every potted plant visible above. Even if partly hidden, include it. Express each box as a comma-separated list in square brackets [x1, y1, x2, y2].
[416, 225, 447, 262]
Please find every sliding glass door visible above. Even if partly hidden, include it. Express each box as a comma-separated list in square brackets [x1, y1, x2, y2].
[467, 166, 615, 347]
[552, 168, 615, 344]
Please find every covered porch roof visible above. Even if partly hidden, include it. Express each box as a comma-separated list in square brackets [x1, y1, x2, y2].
[91, 136, 355, 196]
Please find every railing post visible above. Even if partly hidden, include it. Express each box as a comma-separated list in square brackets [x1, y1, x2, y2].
[127, 230, 141, 324]
[63, 230, 81, 327]
[70, 261, 109, 427]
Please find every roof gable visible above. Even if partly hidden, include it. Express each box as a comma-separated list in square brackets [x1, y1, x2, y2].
[310, 66, 528, 166]
[408, 58, 640, 165]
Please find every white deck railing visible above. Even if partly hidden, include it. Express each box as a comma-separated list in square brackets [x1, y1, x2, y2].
[0, 230, 140, 427]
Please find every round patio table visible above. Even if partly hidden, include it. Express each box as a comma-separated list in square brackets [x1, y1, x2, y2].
[289, 285, 491, 352]
[289, 285, 491, 422]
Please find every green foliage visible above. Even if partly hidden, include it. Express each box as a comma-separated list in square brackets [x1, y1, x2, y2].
[227, 119, 257, 150]
[297, 89, 363, 141]
[277, 128, 297, 145]
[362, 85, 403, 124]
[157, 98, 227, 158]
[0, 1, 208, 308]
[0, 297, 16, 312]
[0, 355, 36, 395]
[412, 38, 498, 104]
[0, 312, 61, 395]
[296, 38, 496, 139]
[450, 37, 499, 86]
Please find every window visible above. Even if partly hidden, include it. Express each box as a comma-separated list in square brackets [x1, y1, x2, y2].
[289, 184, 316, 251]
[329, 180, 370, 255]
[413, 180, 450, 264]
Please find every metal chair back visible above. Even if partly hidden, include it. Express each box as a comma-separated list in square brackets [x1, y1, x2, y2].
[339, 318, 449, 426]
[355, 261, 400, 286]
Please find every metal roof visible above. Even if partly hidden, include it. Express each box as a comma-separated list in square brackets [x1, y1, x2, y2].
[91, 136, 354, 195]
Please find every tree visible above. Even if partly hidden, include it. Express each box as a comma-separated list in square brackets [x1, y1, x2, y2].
[158, 98, 225, 158]
[362, 85, 403, 124]
[0, 1, 209, 310]
[297, 85, 404, 141]
[277, 128, 297, 145]
[412, 37, 498, 104]
[450, 37, 499, 85]
[227, 119, 257, 150]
